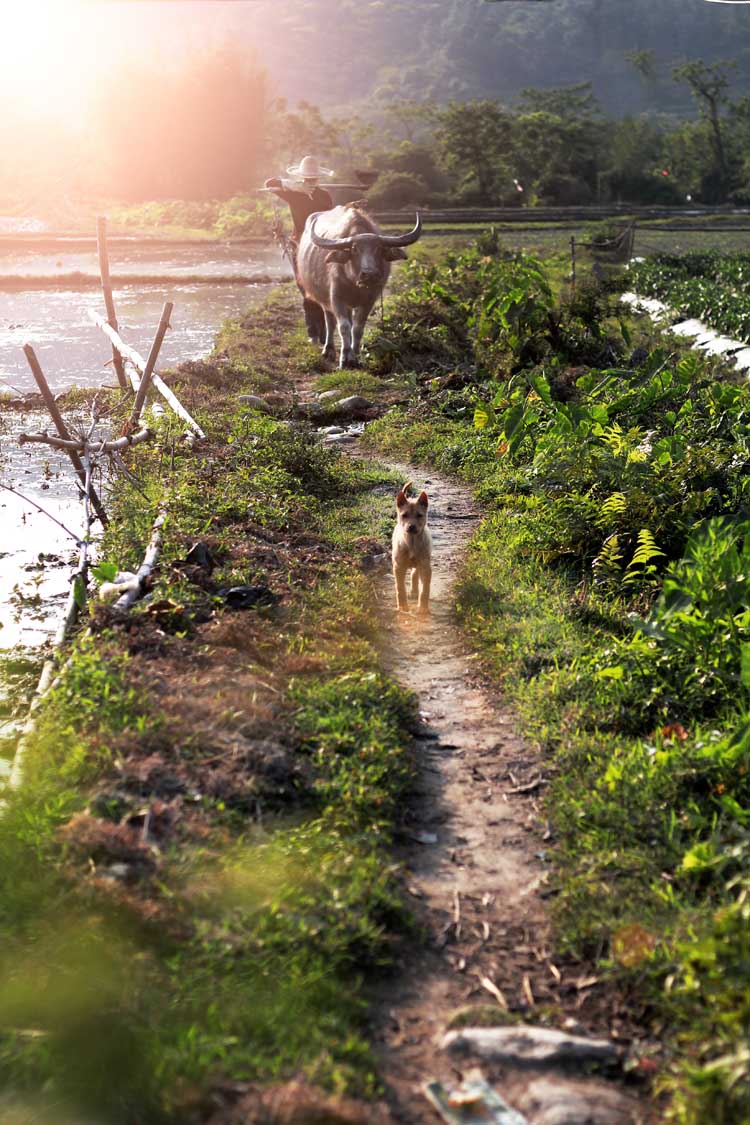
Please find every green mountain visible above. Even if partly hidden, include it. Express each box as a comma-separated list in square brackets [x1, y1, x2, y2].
[236, 0, 750, 113]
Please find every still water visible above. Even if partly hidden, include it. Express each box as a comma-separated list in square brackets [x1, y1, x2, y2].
[0, 281, 281, 394]
[0, 240, 289, 774]
[0, 239, 292, 394]
[0, 239, 288, 279]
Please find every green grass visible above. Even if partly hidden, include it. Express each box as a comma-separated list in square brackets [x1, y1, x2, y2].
[0, 299, 418, 1122]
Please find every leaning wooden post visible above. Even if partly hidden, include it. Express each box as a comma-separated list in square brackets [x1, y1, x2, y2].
[127, 301, 173, 432]
[86, 309, 206, 440]
[97, 216, 129, 392]
[22, 344, 108, 526]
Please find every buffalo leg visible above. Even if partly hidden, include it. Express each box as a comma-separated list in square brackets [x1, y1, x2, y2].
[291, 245, 323, 344]
[322, 310, 337, 362]
[352, 300, 376, 360]
[332, 299, 356, 368]
[303, 298, 326, 344]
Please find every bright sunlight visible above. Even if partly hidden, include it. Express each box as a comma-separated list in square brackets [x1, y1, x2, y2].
[0, 0, 107, 119]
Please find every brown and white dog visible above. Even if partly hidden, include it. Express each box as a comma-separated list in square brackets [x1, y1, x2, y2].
[392, 481, 432, 614]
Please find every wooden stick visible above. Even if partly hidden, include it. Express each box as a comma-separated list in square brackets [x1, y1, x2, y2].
[114, 507, 167, 610]
[87, 309, 206, 439]
[18, 427, 153, 453]
[0, 483, 82, 544]
[97, 216, 129, 392]
[127, 301, 173, 432]
[22, 345, 108, 526]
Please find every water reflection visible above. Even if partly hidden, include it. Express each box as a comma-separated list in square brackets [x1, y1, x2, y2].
[0, 239, 289, 279]
[0, 425, 84, 766]
[1, 280, 277, 394]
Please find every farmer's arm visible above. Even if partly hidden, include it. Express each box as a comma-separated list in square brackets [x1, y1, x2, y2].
[264, 178, 298, 204]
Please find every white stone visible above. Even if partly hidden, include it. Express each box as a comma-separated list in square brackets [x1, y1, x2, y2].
[443, 1026, 619, 1066]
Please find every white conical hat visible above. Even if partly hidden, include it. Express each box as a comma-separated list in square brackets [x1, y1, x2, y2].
[286, 155, 334, 179]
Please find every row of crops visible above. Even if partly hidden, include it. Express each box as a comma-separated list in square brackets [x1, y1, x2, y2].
[628, 251, 750, 343]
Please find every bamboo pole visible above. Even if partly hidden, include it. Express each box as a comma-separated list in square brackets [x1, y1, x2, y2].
[113, 507, 167, 610]
[97, 216, 129, 392]
[18, 427, 153, 453]
[127, 301, 173, 432]
[22, 345, 108, 526]
[86, 309, 206, 439]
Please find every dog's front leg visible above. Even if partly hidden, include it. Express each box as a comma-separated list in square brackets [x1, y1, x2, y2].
[394, 561, 409, 612]
[418, 563, 431, 615]
[410, 568, 419, 602]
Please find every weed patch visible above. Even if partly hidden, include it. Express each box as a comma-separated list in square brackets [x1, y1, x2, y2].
[0, 293, 416, 1121]
[363, 243, 750, 1121]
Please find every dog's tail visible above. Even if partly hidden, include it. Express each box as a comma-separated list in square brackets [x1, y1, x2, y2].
[400, 480, 413, 497]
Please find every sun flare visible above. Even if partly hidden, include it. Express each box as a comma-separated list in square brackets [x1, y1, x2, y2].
[0, 0, 97, 119]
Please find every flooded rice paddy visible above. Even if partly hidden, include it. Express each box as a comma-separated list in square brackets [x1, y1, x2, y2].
[0, 238, 289, 281]
[0, 238, 290, 776]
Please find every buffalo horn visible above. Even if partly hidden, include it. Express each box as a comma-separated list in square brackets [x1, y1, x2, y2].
[378, 213, 422, 247]
[309, 213, 356, 250]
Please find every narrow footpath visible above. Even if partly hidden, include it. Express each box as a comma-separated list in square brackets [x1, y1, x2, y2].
[354, 455, 651, 1125]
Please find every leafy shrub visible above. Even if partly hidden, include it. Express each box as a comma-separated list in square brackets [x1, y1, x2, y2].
[367, 171, 430, 209]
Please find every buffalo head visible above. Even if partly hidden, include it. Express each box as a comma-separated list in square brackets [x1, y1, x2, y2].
[310, 213, 422, 290]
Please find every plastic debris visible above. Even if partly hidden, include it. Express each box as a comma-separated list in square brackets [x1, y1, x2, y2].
[424, 1076, 528, 1124]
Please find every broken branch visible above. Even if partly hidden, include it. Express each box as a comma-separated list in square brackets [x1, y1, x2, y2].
[18, 428, 153, 453]
[22, 344, 108, 526]
[87, 308, 206, 439]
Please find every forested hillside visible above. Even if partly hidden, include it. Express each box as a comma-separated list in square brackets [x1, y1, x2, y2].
[243, 0, 750, 114]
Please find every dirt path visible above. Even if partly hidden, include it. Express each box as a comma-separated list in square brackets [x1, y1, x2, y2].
[357, 457, 650, 1125]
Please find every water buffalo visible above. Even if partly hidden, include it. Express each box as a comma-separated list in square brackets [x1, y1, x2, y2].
[296, 204, 422, 368]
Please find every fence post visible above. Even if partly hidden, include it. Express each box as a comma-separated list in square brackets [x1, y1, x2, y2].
[97, 216, 129, 392]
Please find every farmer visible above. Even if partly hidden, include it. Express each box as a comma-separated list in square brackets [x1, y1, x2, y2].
[265, 155, 335, 343]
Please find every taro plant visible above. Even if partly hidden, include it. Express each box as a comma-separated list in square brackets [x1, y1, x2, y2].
[635, 517, 750, 715]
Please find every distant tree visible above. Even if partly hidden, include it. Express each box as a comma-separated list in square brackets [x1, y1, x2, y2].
[270, 100, 339, 172]
[510, 86, 606, 205]
[381, 100, 436, 143]
[517, 82, 600, 122]
[435, 100, 512, 203]
[367, 171, 430, 209]
[328, 116, 378, 179]
[728, 97, 750, 201]
[375, 141, 448, 196]
[661, 120, 720, 202]
[672, 59, 736, 200]
[625, 49, 657, 83]
[605, 117, 682, 205]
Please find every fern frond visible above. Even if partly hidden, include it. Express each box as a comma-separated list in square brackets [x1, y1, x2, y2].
[592, 533, 624, 589]
[624, 528, 666, 585]
[600, 493, 627, 520]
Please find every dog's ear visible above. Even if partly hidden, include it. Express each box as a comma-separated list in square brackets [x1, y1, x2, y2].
[396, 481, 412, 509]
[418, 490, 429, 508]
